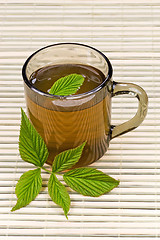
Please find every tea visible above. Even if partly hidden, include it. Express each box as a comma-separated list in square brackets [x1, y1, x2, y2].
[26, 64, 111, 168]
[29, 64, 105, 94]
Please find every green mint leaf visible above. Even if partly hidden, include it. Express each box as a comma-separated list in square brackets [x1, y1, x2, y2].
[11, 168, 42, 212]
[49, 73, 84, 96]
[19, 108, 49, 167]
[48, 173, 70, 219]
[63, 168, 119, 197]
[52, 142, 86, 173]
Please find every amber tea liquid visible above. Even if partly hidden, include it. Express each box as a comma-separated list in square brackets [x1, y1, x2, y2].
[26, 64, 111, 168]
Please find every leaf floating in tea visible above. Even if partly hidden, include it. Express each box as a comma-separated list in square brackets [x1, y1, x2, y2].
[49, 73, 84, 96]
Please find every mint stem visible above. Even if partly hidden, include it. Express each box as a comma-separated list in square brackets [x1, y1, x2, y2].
[41, 166, 63, 175]
[41, 167, 52, 174]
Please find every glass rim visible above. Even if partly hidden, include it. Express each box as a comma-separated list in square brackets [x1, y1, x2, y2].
[22, 42, 113, 100]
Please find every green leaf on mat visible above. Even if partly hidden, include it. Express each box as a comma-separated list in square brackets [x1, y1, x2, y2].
[63, 167, 119, 197]
[48, 173, 70, 219]
[11, 168, 42, 212]
[19, 108, 49, 167]
[52, 142, 86, 173]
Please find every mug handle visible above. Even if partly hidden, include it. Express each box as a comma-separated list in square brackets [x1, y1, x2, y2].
[111, 81, 148, 139]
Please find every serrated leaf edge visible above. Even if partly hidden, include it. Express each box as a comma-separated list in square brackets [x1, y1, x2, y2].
[11, 168, 42, 212]
[52, 142, 86, 173]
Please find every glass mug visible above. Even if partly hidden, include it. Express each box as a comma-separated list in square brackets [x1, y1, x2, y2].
[22, 43, 148, 168]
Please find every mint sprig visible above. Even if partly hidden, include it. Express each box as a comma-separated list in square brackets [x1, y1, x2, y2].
[11, 109, 119, 218]
[49, 73, 84, 95]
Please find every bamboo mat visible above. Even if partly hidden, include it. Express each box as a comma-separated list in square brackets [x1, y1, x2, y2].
[0, 0, 160, 239]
